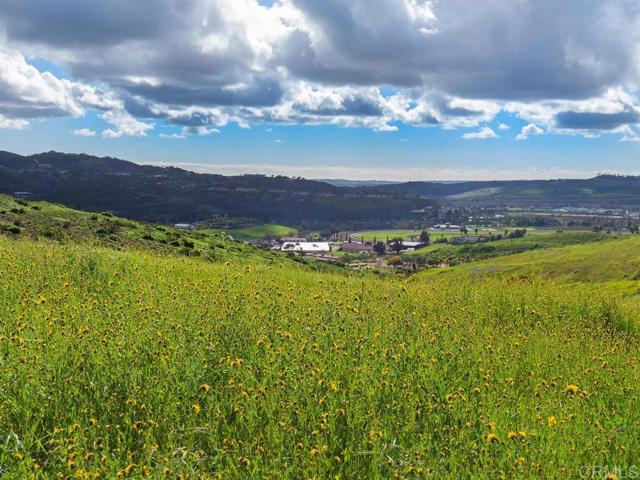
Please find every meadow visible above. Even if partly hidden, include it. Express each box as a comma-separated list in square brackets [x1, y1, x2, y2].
[406, 231, 612, 264]
[420, 233, 640, 287]
[351, 227, 553, 243]
[210, 224, 298, 241]
[1, 232, 640, 479]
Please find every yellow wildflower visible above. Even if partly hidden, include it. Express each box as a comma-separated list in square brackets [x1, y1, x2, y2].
[565, 384, 579, 394]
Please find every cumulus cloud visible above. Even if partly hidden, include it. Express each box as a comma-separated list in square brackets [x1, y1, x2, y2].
[506, 88, 640, 138]
[516, 123, 545, 140]
[100, 110, 153, 138]
[1, 0, 640, 138]
[462, 127, 498, 140]
[0, 114, 29, 129]
[498, 123, 510, 130]
[0, 49, 85, 119]
[71, 128, 96, 136]
[159, 132, 187, 139]
[182, 126, 221, 136]
[0, 48, 154, 137]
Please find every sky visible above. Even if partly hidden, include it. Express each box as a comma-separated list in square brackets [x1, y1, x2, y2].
[1, 0, 640, 181]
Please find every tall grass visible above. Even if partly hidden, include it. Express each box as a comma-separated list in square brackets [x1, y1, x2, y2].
[1, 236, 639, 478]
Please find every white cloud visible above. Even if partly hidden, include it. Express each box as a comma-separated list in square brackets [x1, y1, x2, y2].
[506, 88, 640, 137]
[102, 129, 121, 139]
[159, 132, 187, 139]
[621, 126, 640, 142]
[0, 49, 84, 117]
[462, 126, 497, 140]
[516, 123, 544, 140]
[497, 123, 510, 130]
[100, 109, 153, 138]
[0, 0, 640, 140]
[182, 126, 221, 136]
[0, 48, 155, 138]
[0, 114, 29, 129]
[71, 128, 96, 137]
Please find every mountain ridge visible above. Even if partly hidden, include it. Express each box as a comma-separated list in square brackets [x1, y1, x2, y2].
[0, 150, 434, 226]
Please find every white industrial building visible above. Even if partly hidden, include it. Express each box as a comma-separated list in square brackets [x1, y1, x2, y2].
[281, 242, 331, 254]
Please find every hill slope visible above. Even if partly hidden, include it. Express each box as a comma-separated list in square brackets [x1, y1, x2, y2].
[0, 195, 289, 264]
[1, 224, 640, 477]
[419, 234, 640, 286]
[0, 150, 434, 226]
[406, 231, 612, 265]
[366, 175, 640, 208]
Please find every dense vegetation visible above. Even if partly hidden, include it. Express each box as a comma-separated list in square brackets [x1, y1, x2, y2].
[365, 174, 640, 208]
[1, 200, 640, 478]
[0, 151, 434, 227]
[0, 195, 288, 264]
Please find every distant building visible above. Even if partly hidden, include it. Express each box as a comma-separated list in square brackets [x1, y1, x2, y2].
[433, 224, 462, 230]
[174, 223, 193, 229]
[400, 241, 426, 249]
[339, 242, 373, 253]
[281, 242, 330, 254]
[13, 191, 33, 198]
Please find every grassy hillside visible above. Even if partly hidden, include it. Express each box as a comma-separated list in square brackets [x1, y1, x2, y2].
[419, 233, 640, 286]
[1, 233, 640, 478]
[407, 231, 612, 265]
[216, 224, 298, 241]
[0, 195, 289, 264]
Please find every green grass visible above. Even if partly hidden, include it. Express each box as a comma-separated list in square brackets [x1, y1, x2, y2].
[352, 227, 551, 243]
[2, 200, 640, 478]
[418, 233, 640, 286]
[1, 232, 640, 478]
[214, 224, 298, 241]
[351, 230, 425, 242]
[0, 195, 289, 265]
[405, 231, 612, 265]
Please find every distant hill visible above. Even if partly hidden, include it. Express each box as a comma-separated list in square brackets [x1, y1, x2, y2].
[363, 175, 640, 208]
[0, 151, 435, 226]
[4, 151, 638, 229]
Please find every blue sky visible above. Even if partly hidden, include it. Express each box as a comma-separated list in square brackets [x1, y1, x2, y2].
[1, 0, 640, 180]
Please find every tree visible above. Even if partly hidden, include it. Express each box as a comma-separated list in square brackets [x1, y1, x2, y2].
[419, 230, 430, 243]
[507, 228, 527, 239]
[389, 238, 404, 254]
[387, 256, 404, 268]
[373, 241, 386, 255]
